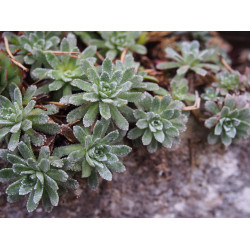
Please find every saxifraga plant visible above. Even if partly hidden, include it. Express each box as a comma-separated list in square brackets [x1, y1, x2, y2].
[204, 95, 250, 146]
[212, 71, 242, 95]
[90, 31, 147, 60]
[32, 33, 97, 98]
[128, 93, 188, 153]
[157, 40, 220, 76]
[0, 50, 23, 96]
[0, 135, 78, 212]
[53, 118, 131, 190]
[61, 55, 159, 131]
[3, 31, 61, 70]
[0, 83, 60, 150]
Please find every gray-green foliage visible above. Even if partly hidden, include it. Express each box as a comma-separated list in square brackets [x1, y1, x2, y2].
[0, 83, 60, 150]
[213, 71, 241, 95]
[3, 31, 61, 70]
[170, 75, 195, 102]
[32, 33, 97, 97]
[157, 40, 220, 76]
[53, 119, 131, 190]
[0, 136, 78, 212]
[128, 94, 188, 152]
[201, 87, 222, 101]
[90, 31, 147, 60]
[61, 55, 159, 130]
[204, 95, 250, 146]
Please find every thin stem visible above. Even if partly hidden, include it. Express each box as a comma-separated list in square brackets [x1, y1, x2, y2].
[3, 36, 29, 72]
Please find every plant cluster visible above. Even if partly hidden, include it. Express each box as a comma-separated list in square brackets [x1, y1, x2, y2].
[0, 31, 249, 213]
[88, 31, 147, 60]
[156, 40, 220, 76]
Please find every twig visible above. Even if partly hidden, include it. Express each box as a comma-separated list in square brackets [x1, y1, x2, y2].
[95, 51, 104, 61]
[121, 46, 129, 63]
[218, 53, 234, 74]
[3, 36, 29, 72]
[68, 120, 80, 127]
[182, 91, 201, 111]
[45, 101, 69, 108]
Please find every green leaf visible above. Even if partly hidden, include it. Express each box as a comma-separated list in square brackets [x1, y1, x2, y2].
[45, 52, 60, 69]
[177, 65, 190, 75]
[130, 44, 147, 54]
[6, 179, 23, 195]
[82, 158, 91, 178]
[156, 62, 180, 70]
[101, 130, 119, 144]
[102, 58, 113, 76]
[108, 162, 126, 173]
[154, 130, 165, 143]
[67, 106, 88, 123]
[109, 105, 129, 130]
[136, 119, 148, 129]
[0, 127, 10, 142]
[96, 165, 112, 181]
[0, 168, 18, 183]
[53, 144, 83, 158]
[71, 79, 92, 91]
[49, 80, 64, 91]
[111, 145, 131, 155]
[23, 100, 36, 117]
[18, 141, 34, 159]
[127, 127, 144, 139]
[45, 185, 59, 206]
[204, 117, 217, 128]
[23, 85, 37, 104]
[99, 102, 111, 120]
[13, 86, 22, 106]
[88, 170, 99, 190]
[205, 101, 220, 115]
[80, 45, 97, 59]
[142, 129, 153, 145]
[38, 146, 50, 163]
[83, 102, 99, 127]
[33, 180, 43, 204]
[27, 190, 39, 212]
[44, 174, 58, 190]
[152, 97, 161, 113]
[73, 126, 86, 144]
[33, 123, 60, 135]
[38, 158, 50, 172]
[221, 132, 232, 146]
[8, 130, 21, 151]
[32, 68, 51, 79]
[47, 169, 68, 182]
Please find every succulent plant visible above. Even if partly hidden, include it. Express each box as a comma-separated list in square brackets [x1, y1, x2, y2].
[170, 76, 195, 102]
[0, 136, 78, 212]
[157, 40, 220, 76]
[90, 31, 147, 60]
[53, 119, 131, 190]
[61, 55, 159, 131]
[0, 83, 60, 151]
[204, 95, 250, 146]
[0, 50, 23, 96]
[212, 71, 241, 95]
[3, 31, 61, 70]
[32, 33, 97, 97]
[201, 87, 223, 101]
[127, 94, 188, 152]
